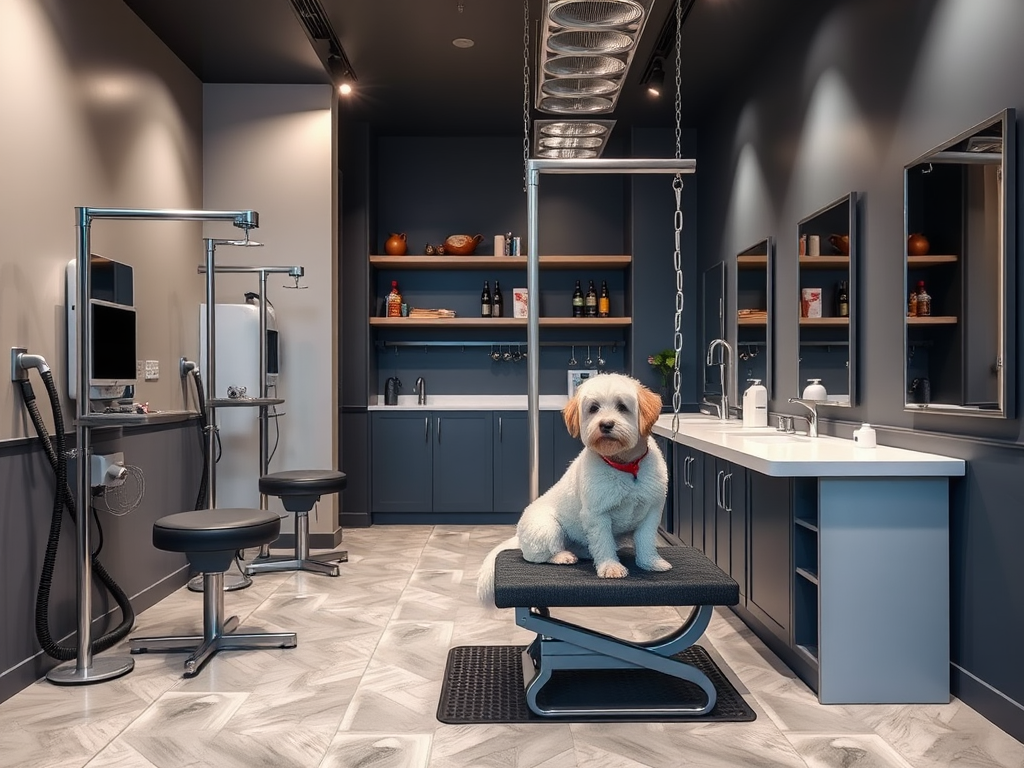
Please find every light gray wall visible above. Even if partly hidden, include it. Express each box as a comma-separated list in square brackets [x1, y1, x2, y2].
[697, 0, 1024, 739]
[202, 84, 340, 536]
[0, 0, 207, 703]
[0, 0, 207, 438]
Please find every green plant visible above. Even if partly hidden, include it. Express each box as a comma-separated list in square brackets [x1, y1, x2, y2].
[647, 349, 676, 388]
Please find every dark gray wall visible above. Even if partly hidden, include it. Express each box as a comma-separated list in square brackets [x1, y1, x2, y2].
[0, 422, 201, 703]
[697, 0, 1024, 740]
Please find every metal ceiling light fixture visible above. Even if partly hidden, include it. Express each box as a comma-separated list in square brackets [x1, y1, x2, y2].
[646, 58, 665, 97]
[289, 0, 358, 87]
[533, 0, 654, 158]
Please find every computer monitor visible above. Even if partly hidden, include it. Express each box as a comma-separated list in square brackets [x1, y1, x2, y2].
[66, 255, 138, 401]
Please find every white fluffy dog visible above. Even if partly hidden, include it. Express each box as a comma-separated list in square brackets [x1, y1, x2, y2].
[477, 372, 670, 605]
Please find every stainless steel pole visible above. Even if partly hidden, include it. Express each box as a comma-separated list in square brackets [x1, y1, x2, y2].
[526, 164, 541, 503]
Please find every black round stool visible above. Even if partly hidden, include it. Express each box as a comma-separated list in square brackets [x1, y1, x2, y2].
[246, 470, 348, 577]
[129, 508, 297, 677]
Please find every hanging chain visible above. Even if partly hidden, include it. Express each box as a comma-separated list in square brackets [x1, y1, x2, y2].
[671, 0, 685, 435]
[522, 0, 531, 192]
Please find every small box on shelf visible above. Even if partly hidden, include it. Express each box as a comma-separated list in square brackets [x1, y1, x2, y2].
[513, 288, 528, 318]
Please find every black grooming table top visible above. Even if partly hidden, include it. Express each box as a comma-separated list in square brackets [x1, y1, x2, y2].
[493, 547, 739, 609]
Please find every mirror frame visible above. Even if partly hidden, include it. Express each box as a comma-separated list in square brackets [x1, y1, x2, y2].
[902, 108, 1016, 418]
[702, 261, 726, 398]
[732, 237, 774, 403]
[796, 192, 858, 406]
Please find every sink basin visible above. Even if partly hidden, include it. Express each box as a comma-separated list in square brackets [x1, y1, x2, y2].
[743, 434, 810, 444]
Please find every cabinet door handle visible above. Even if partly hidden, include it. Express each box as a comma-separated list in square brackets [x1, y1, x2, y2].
[724, 472, 733, 513]
[687, 456, 694, 488]
[499, 416, 503, 441]
[437, 417, 441, 443]
[716, 469, 725, 509]
[683, 456, 691, 488]
[425, 417, 429, 442]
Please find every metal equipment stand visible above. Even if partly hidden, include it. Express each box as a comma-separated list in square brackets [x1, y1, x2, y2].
[50, 207, 260, 686]
[188, 253, 303, 593]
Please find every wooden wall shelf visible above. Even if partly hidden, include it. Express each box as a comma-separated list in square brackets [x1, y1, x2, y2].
[799, 317, 849, 327]
[906, 316, 958, 325]
[907, 255, 959, 267]
[369, 255, 632, 270]
[798, 256, 850, 269]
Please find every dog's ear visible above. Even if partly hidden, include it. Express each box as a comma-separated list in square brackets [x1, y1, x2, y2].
[563, 392, 581, 438]
[636, 382, 664, 437]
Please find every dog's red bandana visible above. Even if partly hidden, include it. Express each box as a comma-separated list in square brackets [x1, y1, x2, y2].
[601, 447, 648, 479]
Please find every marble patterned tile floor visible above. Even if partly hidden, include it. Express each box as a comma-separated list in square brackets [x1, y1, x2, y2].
[0, 525, 1021, 768]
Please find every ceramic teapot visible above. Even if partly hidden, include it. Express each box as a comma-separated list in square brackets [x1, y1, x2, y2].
[384, 233, 408, 255]
[828, 234, 850, 255]
[443, 234, 483, 255]
[907, 232, 930, 256]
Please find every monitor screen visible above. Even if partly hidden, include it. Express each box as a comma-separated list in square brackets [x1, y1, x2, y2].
[266, 328, 280, 376]
[90, 301, 137, 383]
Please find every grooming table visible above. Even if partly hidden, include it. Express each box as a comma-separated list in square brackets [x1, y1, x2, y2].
[493, 547, 739, 718]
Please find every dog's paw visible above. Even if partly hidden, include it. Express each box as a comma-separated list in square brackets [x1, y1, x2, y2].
[549, 551, 578, 565]
[596, 561, 629, 579]
[639, 557, 673, 572]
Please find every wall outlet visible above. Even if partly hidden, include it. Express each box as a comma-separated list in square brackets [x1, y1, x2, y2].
[145, 360, 159, 381]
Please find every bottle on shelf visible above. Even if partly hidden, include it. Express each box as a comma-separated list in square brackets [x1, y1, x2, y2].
[836, 280, 849, 318]
[481, 280, 492, 318]
[916, 280, 931, 317]
[585, 280, 598, 318]
[492, 280, 504, 318]
[572, 280, 584, 317]
[387, 280, 403, 318]
[908, 290, 918, 317]
[598, 280, 610, 317]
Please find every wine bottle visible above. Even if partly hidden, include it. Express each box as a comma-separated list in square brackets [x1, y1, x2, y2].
[916, 280, 931, 317]
[481, 281, 492, 318]
[492, 280, 504, 318]
[836, 280, 849, 318]
[585, 280, 598, 318]
[598, 280, 610, 317]
[387, 280, 403, 318]
[572, 280, 584, 317]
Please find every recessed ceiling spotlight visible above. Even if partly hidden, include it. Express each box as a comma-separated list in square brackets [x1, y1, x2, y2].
[338, 82, 353, 96]
[452, 38, 475, 48]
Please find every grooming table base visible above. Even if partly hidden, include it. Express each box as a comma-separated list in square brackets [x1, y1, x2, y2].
[437, 644, 755, 724]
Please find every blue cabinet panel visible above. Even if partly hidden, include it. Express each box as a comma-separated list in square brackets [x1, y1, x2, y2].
[371, 412, 432, 513]
[433, 412, 493, 513]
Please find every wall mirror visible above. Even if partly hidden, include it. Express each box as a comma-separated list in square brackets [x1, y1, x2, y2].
[796, 193, 857, 406]
[904, 108, 1016, 417]
[702, 261, 726, 400]
[734, 238, 773, 401]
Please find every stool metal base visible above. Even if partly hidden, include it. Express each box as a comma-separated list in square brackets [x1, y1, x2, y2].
[187, 568, 252, 593]
[46, 655, 135, 686]
[130, 572, 296, 677]
[245, 510, 346, 578]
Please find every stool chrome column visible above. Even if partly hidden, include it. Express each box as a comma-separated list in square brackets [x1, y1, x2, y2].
[130, 508, 297, 677]
[246, 470, 348, 577]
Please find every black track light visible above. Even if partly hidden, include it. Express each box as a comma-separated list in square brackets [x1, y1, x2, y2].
[647, 60, 665, 98]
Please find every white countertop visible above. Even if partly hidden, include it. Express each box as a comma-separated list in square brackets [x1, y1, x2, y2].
[368, 394, 571, 411]
[653, 414, 965, 478]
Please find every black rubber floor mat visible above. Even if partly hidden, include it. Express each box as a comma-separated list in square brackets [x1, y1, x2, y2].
[437, 644, 757, 724]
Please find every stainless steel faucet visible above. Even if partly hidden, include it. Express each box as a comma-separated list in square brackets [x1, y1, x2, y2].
[415, 377, 427, 405]
[787, 397, 819, 437]
[706, 339, 733, 420]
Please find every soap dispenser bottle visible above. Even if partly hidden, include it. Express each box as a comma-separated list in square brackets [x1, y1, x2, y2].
[743, 379, 769, 427]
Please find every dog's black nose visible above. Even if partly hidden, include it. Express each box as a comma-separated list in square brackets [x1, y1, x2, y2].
[599, 420, 616, 434]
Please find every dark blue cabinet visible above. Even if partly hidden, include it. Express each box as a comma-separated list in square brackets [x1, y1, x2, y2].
[703, 455, 747, 601]
[371, 411, 432, 514]
[434, 412, 493, 512]
[670, 444, 703, 548]
[371, 410, 492, 518]
[747, 472, 793, 643]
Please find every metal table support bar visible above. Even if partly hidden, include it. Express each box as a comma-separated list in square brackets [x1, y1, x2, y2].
[195, 262, 305, 574]
[57, 207, 259, 687]
[525, 158, 696, 502]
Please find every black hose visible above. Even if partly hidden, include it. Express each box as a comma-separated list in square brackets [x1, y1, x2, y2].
[20, 372, 135, 661]
[188, 367, 210, 510]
